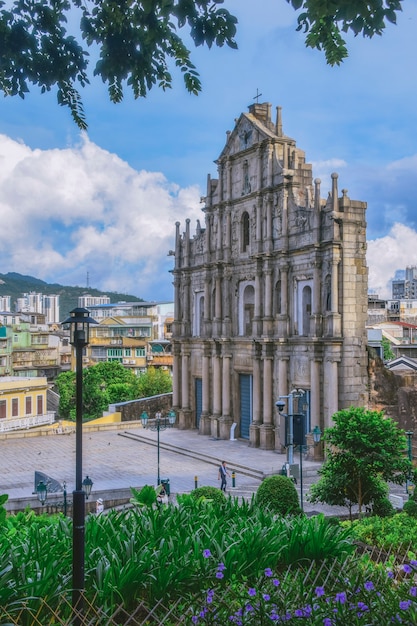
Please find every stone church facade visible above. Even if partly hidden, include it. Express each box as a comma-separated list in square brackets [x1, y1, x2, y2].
[171, 102, 368, 450]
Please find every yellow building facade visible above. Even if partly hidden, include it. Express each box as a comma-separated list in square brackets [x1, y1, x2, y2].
[0, 376, 54, 432]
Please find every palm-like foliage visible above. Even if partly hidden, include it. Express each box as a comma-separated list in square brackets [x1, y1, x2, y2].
[1, 496, 354, 621]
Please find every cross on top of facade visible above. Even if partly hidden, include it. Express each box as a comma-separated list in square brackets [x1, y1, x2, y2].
[253, 88, 262, 103]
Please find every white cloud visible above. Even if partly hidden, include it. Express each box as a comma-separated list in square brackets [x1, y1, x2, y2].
[0, 135, 201, 300]
[367, 223, 417, 298]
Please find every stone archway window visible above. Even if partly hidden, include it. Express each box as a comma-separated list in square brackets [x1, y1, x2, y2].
[302, 285, 312, 336]
[193, 292, 204, 336]
[324, 274, 331, 312]
[241, 211, 250, 253]
[274, 279, 282, 315]
[239, 282, 255, 335]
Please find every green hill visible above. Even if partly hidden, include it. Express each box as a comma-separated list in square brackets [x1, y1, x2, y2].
[0, 272, 143, 322]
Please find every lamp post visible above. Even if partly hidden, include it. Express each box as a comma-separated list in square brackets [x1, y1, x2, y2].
[36, 480, 48, 506]
[141, 409, 176, 486]
[276, 398, 321, 511]
[275, 390, 305, 464]
[62, 307, 97, 625]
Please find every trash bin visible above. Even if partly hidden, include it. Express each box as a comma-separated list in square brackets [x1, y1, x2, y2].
[160, 478, 170, 496]
[280, 464, 287, 476]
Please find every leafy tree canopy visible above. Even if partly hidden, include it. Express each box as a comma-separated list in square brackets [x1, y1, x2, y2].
[309, 407, 411, 515]
[54, 361, 172, 421]
[0, 0, 403, 128]
[137, 366, 172, 398]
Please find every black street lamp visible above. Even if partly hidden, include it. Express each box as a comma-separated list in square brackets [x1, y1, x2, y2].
[62, 307, 97, 625]
[36, 480, 48, 506]
[141, 409, 176, 486]
[276, 401, 322, 511]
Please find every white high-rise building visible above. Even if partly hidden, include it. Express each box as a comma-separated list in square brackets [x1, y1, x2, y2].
[16, 292, 43, 313]
[0, 295, 11, 311]
[43, 295, 60, 324]
[78, 295, 111, 308]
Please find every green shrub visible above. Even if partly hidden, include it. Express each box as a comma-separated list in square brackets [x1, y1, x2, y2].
[256, 475, 301, 516]
[372, 495, 395, 518]
[403, 499, 417, 518]
[191, 485, 226, 505]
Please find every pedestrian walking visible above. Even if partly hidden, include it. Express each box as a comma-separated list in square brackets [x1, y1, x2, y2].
[218, 460, 230, 492]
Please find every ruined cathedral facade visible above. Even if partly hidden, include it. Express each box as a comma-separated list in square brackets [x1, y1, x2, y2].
[171, 102, 368, 450]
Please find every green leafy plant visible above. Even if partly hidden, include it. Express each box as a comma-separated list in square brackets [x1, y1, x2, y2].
[403, 499, 417, 518]
[310, 407, 411, 516]
[0, 494, 8, 531]
[190, 486, 226, 505]
[256, 475, 301, 516]
[130, 485, 157, 508]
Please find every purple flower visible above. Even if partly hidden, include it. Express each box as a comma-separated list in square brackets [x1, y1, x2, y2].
[323, 619, 333, 626]
[357, 602, 369, 612]
[273, 578, 280, 587]
[295, 609, 304, 617]
[335, 592, 346, 604]
[364, 581, 374, 591]
[264, 567, 273, 577]
[215, 571, 224, 579]
[315, 586, 325, 597]
[217, 562, 226, 571]
[192, 617, 199, 624]
[203, 549, 211, 558]
[248, 588, 256, 597]
[410, 586, 417, 597]
[410, 560, 417, 568]
[263, 593, 270, 601]
[245, 604, 254, 613]
[387, 571, 394, 579]
[403, 564, 412, 574]
[399, 600, 411, 610]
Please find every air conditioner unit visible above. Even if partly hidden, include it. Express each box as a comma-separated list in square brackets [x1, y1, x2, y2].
[148, 355, 153, 360]
[82, 356, 89, 363]
[129, 360, 135, 364]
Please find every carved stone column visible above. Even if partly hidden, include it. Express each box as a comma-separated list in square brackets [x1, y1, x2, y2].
[179, 348, 192, 429]
[199, 343, 211, 435]
[219, 349, 233, 439]
[259, 343, 275, 450]
[211, 343, 222, 438]
[250, 341, 262, 448]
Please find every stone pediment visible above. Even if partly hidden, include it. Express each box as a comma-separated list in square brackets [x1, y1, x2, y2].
[217, 113, 279, 161]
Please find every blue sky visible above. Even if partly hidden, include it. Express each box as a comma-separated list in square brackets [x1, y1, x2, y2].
[0, 1, 416, 301]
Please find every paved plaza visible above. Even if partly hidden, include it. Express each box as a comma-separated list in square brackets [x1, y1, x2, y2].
[1, 424, 327, 511]
[0, 424, 407, 516]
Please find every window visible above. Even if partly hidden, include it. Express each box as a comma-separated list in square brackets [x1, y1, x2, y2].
[135, 347, 146, 357]
[0, 400, 6, 419]
[238, 282, 255, 336]
[37, 395, 43, 415]
[91, 347, 107, 359]
[12, 398, 18, 417]
[275, 279, 282, 315]
[25, 396, 32, 415]
[124, 348, 131, 357]
[108, 348, 123, 357]
[241, 211, 250, 252]
[302, 286, 312, 336]
[193, 292, 204, 336]
[324, 274, 331, 312]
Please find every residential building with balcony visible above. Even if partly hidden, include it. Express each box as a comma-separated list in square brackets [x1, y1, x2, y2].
[83, 302, 174, 374]
[0, 376, 54, 433]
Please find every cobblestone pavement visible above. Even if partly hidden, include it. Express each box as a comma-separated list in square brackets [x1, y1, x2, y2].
[0, 425, 408, 516]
